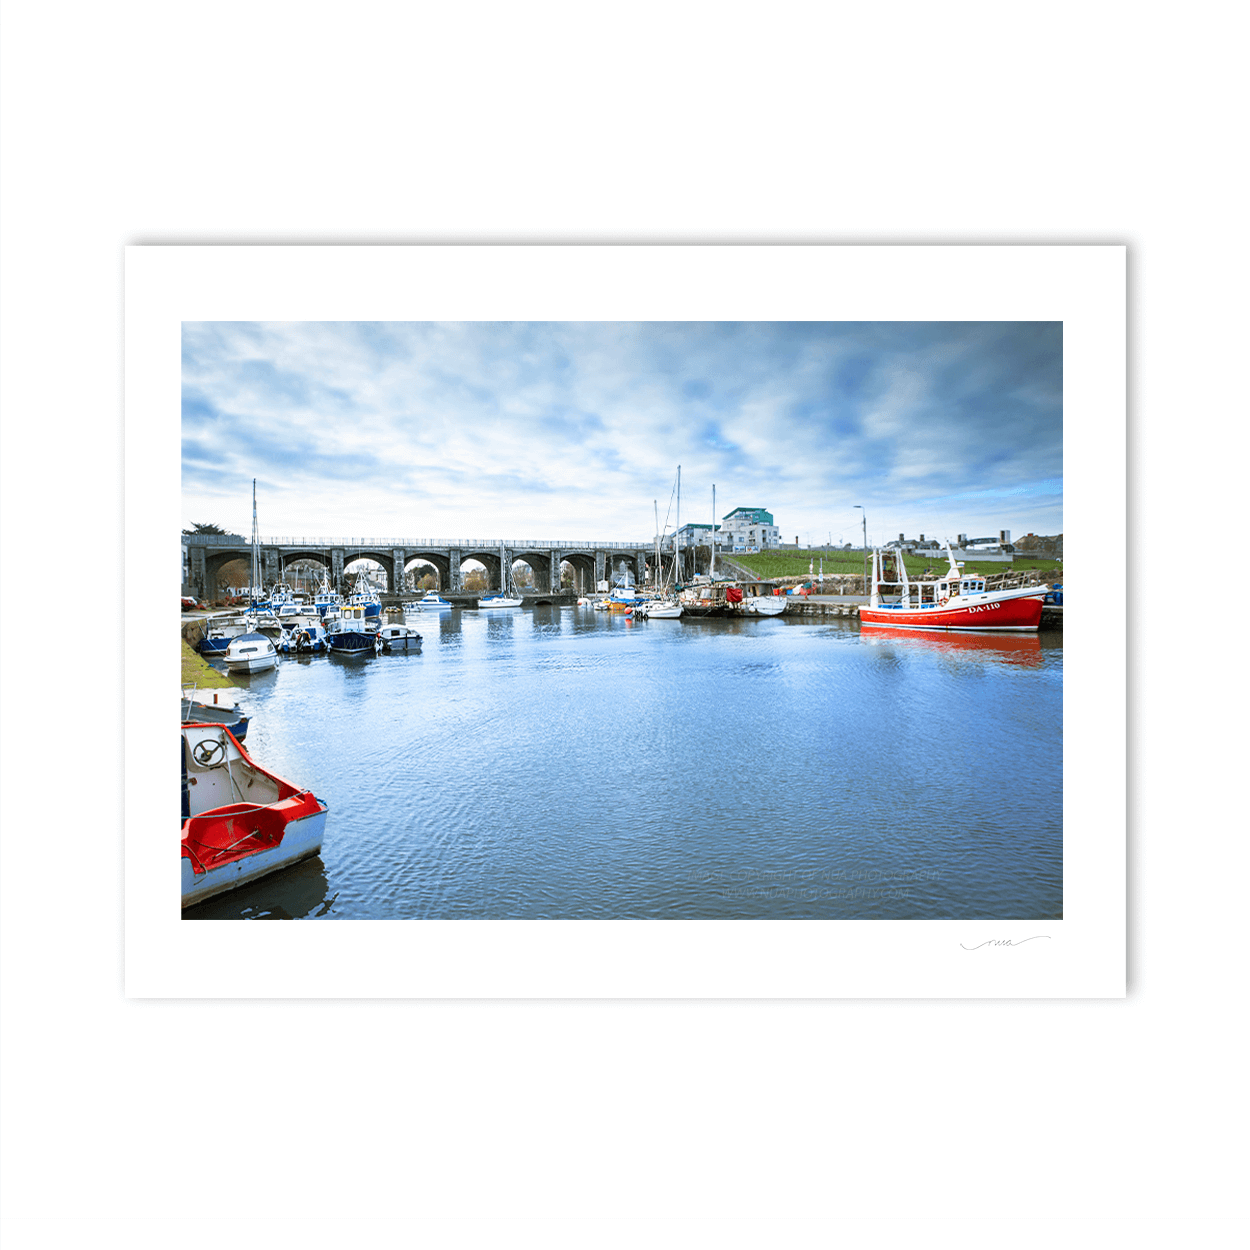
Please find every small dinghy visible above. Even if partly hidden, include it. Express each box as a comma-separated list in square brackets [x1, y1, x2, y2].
[181, 722, 328, 908]
[181, 686, 250, 741]
[376, 623, 423, 653]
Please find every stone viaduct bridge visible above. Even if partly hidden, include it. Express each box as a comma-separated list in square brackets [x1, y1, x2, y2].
[182, 533, 656, 602]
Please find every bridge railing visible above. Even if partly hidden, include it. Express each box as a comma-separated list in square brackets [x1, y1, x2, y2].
[187, 535, 650, 549]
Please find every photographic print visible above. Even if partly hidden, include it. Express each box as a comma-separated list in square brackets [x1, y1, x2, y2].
[178, 320, 1063, 922]
[126, 245, 1124, 997]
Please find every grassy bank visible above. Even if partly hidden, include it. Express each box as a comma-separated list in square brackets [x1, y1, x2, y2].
[182, 639, 236, 690]
[728, 549, 1062, 580]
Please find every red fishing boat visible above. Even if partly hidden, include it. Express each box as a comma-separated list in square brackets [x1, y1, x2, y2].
[181, 722, 329, 908]
[858, 543, 1047, 632]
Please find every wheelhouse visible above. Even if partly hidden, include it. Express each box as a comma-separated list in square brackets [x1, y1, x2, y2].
[870, 546, 988, 611]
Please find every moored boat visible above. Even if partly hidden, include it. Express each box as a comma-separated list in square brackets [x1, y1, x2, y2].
[181, 722, 328, 908]
[858, 542, 1047, 632]
[414, 592, 453, 610]
[313, 572, 343, 619]
[222, 631, 278, 673]
[325, 603, 380, 654]
[197, 615, 250, 654]
[344, 572, 383, 621]
[181, 687, 250, 740]
[377, 623, 423, 652]
[743, 590, 787, 616]
[640, 598, 682, 618]
[279, 622, 328, 654]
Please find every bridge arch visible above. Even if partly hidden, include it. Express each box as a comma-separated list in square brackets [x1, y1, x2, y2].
[460, 549, 503, 591]
[203, 547, 253, 599]
[558, 550, 597, 594]
[403, 553, 450, 592]
[343, 552, 395, 592]
[606, 552, 645, 588]
[511, 549, 554, 592]
[278, 551, 332, 589]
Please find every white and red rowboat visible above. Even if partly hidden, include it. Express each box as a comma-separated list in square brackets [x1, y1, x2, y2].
[858, 542, 1048, 632]
[181, 722, 328, 908]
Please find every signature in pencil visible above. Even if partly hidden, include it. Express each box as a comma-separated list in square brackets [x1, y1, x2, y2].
[960, 936, 1052, 950]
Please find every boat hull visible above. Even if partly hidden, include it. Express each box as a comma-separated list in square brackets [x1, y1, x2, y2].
[859, 592, 1045, 631]
[326, 630, 377, 654]
[181, 806, 327, 908]
[181, 701, 249, 741]
[222, 653, 277, 672]
[744, 597, 787, 616]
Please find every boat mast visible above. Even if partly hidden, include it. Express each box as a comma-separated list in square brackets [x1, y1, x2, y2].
[654, 500, 661, 590]
[250, 478, 260, 603]
[711, 484, 716, 579]
[676, 465, 681, 585]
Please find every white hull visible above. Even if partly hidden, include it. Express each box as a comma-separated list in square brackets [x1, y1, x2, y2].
[644, 601, 683, 618]
[478, 597, 522, 608]
[744, 596, 787, 616]
[181, 807, 327, 908]
[378, 625, 423, 652]
[223, 653, 277, 673]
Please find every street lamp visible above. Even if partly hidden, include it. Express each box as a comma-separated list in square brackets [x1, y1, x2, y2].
[854, 505, 868, 591]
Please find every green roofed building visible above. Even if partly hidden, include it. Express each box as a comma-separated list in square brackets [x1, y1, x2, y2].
[722, 507, 781, 551]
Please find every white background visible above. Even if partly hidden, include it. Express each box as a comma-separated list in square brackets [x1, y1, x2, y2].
[2, 3, 1243, 1248]
[125, 244, 1124, 1000]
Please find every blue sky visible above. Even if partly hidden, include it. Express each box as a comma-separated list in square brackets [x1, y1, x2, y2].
[182, 321, 1062, 546]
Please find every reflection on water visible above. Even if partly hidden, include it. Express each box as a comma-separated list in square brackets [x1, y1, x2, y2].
[185, 606, 1062, 921]
[860, 625, 1046, 666]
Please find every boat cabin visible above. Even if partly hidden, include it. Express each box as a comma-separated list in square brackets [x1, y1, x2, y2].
[870, 545, 988, 611]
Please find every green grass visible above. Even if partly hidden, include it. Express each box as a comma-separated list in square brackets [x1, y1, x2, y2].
[182, 639, 237, 690]
[727, 549, 1062, 580]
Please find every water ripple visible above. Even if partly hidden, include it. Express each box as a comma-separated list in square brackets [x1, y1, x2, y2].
[187, 607, 1062, 920]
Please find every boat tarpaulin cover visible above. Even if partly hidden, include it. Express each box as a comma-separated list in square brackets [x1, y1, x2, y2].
[181, 794, 321, 875]
[725, 587, 744, 604]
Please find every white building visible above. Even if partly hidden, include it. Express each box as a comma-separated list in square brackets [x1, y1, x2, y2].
[660, 522, 728, 552]
[720, 507, 781, 551]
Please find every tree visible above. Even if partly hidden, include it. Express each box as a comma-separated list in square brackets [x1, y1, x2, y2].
[182, 522, 227, 535]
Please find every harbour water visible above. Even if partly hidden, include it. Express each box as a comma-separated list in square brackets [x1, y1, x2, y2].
[185, 605, 1062, 920]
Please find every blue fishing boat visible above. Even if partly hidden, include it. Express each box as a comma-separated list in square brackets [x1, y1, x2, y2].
[325, 604, 380, 655]
[313, 571, 343, 618]
[279, 621, 329, 654]
[345, 571, 383, 621]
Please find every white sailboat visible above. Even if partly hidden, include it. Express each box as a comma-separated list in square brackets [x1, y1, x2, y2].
[478, 547, 523, 607]
[640, 470, 683, 618]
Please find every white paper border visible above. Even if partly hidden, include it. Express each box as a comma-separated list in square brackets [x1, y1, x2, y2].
[125, 244, 1124, 997]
